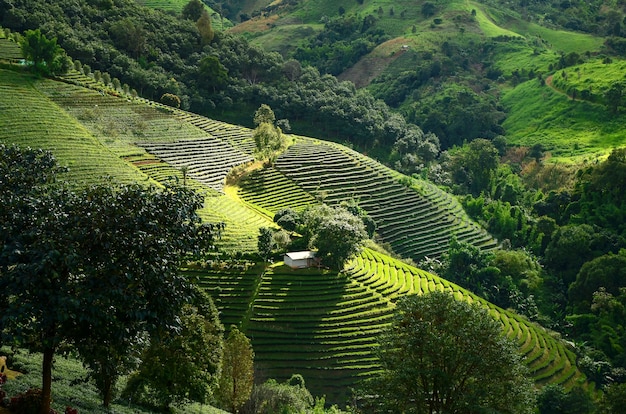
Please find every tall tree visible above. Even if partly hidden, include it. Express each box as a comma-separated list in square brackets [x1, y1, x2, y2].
[0, 146, 221, 413]
[197, 8, 215, 45]
[258, 227, 276, 264]
[19, 29, 65, 75]
[358, 291, 536, 414]
[218, 326, 254, 413]
[182, 0, 205, 21]
[252, 104, 285, 160]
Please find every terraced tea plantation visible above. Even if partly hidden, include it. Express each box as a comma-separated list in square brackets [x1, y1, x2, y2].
[0, 70, 146, 185]
[0, 62, 585, 407]
[190, 248, 583, 404]
[240, 139, 498, 260]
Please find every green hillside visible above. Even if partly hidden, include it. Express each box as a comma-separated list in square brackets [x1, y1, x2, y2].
[224, 0, 618, 162]
[0, 70, 147, 186]
[502, 77, 626, 160]
[0, 64, 587, 406]
[191, 248, 584, 404]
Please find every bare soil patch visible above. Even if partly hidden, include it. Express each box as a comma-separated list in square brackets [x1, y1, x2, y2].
[338, 37, 411, 88]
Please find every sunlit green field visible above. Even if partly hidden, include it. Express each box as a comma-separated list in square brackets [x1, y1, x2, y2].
[502, 79, 626, 161]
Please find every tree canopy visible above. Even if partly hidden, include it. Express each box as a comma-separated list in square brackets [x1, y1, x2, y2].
[19, 28, 68, 75]
[123, 289, 224, 410]
[292, 204, 369, 269]
[0, 145, 222, 413]
[357, 291, 535, 414]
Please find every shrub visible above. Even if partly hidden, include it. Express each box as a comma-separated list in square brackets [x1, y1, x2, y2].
[8, 388, 58, 414]
[160, 93, 181, 108]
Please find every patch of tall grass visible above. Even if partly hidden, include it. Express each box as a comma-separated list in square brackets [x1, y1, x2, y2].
[502, 79, 626, 161]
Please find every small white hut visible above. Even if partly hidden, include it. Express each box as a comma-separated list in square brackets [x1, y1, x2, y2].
[284, 251, 318, 269]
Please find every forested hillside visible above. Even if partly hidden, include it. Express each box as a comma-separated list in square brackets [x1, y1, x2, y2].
[2, 0, 626, 412]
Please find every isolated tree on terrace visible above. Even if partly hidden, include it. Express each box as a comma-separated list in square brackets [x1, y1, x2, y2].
[258, 227, 276, 264]
[19, 29, 67, 75]
[253, 104, 286, 160]
[0, 145, 222, 412]
[298, 204, 368, 269]
[357, 291, 536, 414]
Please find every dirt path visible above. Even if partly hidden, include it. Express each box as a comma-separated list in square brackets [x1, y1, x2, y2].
[545, 74, 580, 101]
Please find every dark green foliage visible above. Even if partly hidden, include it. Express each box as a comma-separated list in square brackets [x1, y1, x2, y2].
[436, 238, 540, 318]
[108, 18, 146, 58]
[160, 92, 181, 108]
[598, 383, 626, 414]
[273, 208, 300, 232]
[569, 252, 626, 313]
[182, 0, 204, 21]
[537, 384, 596, 414]
[481, 0, 620, 36]
[197, 55, 229, 93]
[604, 82, 624, 114]
[544, 224, 620, 287]
[574, 148, 626, 233]
[421, 2, 437, 17]
[568, 284, 626, 368]
[448, 138, 500, 195]
[405, 84, 506, 149]
[123, 291, 224, 410]
[357, 292, 535, 414]
[19, 28, 67, 75]
[240, 375, 314, 414]
[0, 145, 221, 411]
[293, 14, 389, 76]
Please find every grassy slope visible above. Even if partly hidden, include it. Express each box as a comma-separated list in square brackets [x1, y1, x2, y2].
[193, 247, 585, 404]
[0, 70, 148, 186]
[502, 78, 626, 161]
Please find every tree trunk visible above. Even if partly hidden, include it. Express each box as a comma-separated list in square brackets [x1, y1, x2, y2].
[41, 346, 54, 414]
[102, 376, 113, 407]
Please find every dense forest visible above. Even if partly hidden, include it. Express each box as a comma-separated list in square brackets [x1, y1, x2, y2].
[2, 0, 626, 412]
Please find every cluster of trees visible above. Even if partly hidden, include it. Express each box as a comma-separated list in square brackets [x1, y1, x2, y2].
[368, 34, 510, 151]
[260, 202, 373, 269]
[0, 144, 223, 412]
[481, 0, 626, 37]
[426, 136, 626, 403]
[252, 104, 287, 161]
[293, 13, 389, 76]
